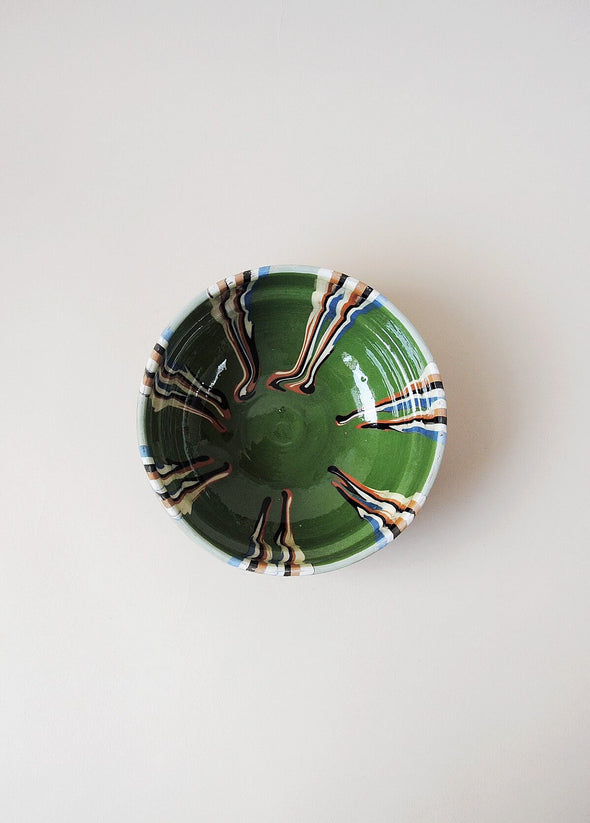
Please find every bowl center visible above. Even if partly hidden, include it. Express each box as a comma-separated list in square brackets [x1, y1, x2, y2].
[233, 387, 327, 487]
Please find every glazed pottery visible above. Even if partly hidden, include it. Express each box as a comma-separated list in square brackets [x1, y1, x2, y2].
[137, 266, 446, 575]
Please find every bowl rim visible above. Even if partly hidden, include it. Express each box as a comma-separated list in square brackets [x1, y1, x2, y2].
[137, 264, 446, 575]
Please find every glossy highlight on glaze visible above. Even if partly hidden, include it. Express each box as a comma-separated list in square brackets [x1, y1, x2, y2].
[335, 362, 447, 441]
[208, 270, 262, 402]
[140, 327, 230, 433]
[267, 271, 380, 394]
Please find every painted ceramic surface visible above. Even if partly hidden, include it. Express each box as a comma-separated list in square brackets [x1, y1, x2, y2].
[137, 266, 447, 575]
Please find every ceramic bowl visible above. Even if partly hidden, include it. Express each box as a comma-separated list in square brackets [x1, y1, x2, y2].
[137, 266, 446, 575]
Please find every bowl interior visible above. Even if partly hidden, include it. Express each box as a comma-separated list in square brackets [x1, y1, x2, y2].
[139, 267, 446, 574]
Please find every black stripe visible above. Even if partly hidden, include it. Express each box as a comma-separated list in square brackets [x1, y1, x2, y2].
[156, 370, 229, 411]
[267, 377, 287, 392]
[362, 415, 447, 429]
[299, 380, 318, 394]
[371, 380, 445, 407]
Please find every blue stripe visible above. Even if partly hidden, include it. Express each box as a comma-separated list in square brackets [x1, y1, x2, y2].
[258, 265, 270, 277]
[375, 532, 391, 550]
[161, 327, 173, 341]
[325, 291, 343, 321]
[331, 295, 379, 347]
[362, 512, 388, 545]
[228, 556, 242, 566]
[139, 445, 150, 457]
[243, 279, 256, 315]
[355, 495, 384, 514]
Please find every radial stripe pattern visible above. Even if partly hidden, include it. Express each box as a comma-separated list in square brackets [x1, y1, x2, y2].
[335, 362, 447, 442]
[268, 271, 381, 395]
[208, 269, 264, 402]
[328, 465, 426, 548]
[238, 489, 313, 575]
[140, 446, 232, 518]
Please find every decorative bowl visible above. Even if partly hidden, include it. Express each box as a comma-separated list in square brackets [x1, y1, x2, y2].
[137, 265, 446, 575]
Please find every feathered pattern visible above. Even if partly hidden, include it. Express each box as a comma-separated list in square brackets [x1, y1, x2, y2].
[140, 449, 232, 518]
[247, 496, 274, 563]
[140, 326, 230, 433]
[268, 272, 380, 394]
[150, 361, 230, 433]
[208, 270, 261, 402]
[238, 490, 313, 575]
[328, 465, 426, 548]
[335, 362, 446, 441]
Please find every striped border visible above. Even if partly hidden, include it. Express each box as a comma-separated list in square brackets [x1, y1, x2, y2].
[137, 265, 446, 575]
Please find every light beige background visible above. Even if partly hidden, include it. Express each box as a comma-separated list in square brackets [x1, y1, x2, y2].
[1, 2, 589, 821]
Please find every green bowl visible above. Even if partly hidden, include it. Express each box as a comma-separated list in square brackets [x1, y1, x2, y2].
[137, 266, 446, 575]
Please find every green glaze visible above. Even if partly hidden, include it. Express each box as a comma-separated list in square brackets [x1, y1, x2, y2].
[138, 267, 446, 574]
